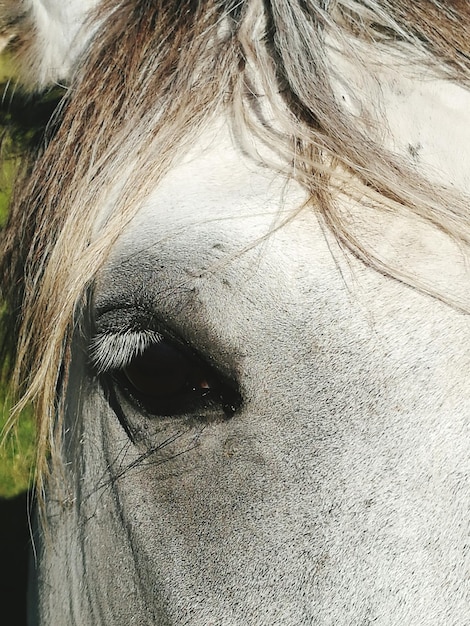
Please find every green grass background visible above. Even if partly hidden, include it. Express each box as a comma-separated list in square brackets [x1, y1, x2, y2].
[0, 51, 35, 498]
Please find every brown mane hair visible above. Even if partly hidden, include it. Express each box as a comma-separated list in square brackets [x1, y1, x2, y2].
[2, 0, 470, 493]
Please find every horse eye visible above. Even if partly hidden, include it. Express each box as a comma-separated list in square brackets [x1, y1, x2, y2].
[113, 339, 240, 418]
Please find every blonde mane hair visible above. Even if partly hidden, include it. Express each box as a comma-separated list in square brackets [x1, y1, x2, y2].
[2, 0, 470, 493]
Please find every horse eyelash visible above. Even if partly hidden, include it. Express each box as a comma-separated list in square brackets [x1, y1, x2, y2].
[89, 329, 163, 373]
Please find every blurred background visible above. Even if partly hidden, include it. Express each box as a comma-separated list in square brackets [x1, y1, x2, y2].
[0, 43, 35, 499]
[0, 37, 37, 626]
[0, 21, 69, 618]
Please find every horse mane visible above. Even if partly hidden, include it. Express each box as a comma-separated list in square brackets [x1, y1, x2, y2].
[2, 0, 470, 491]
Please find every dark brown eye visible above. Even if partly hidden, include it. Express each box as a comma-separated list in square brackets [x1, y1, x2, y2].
[124, 341, 211, 396]
[114, 339, 240, 418]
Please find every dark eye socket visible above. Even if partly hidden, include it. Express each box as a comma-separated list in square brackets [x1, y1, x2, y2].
[112, 338, 241, 418]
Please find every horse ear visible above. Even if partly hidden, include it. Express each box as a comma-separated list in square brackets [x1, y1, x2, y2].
[3, 0, 99, 90]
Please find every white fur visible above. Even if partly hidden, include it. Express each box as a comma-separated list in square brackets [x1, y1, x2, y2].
[18, 0, 100, 87]
[19, 3, 470, 625]
[34, 118, 470, 625]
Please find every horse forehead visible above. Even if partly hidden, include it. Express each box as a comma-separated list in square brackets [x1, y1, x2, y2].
[99, 127, 334, 340]
[106, 117, 470, 313]
[109, 122, 308, 264]
[103, 124, 384, 348]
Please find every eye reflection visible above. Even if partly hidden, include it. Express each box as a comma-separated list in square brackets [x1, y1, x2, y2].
[114, 338, 240, 418]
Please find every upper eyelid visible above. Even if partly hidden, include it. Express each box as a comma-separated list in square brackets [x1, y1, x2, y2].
[92, 302, 240, 384]
[89, 329, 163, 373]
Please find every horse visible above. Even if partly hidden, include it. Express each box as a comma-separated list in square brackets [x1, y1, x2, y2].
[1, 1, 469, 623]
